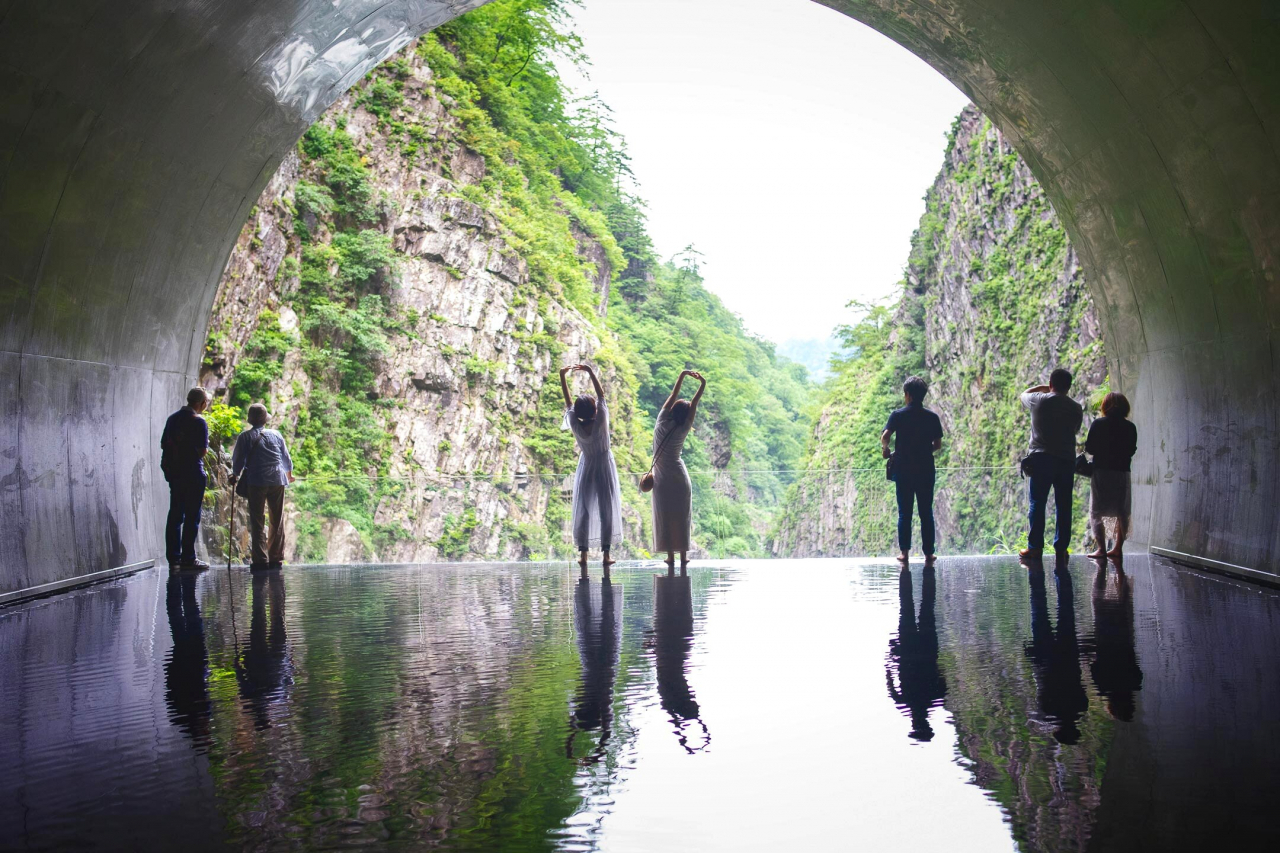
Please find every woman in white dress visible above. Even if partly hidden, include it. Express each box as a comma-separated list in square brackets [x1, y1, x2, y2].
[560, 363, 624, 577]
[651, 370, 705, 572]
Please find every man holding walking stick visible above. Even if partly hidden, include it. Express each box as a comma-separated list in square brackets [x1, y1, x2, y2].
[229, 403, 296, 571]
[162, 387, 212, 570]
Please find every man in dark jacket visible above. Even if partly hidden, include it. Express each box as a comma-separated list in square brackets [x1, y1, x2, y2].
[1019, 368, 1084, 560]
[881, 376, 944, 564]
[161, 387, 211, 569]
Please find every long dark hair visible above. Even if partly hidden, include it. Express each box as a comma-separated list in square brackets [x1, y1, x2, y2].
[573, 395, 597, 425]
[670, 399, 691, 425]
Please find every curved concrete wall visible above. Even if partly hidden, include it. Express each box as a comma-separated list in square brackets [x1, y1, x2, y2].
[0, 0, 1277, 591]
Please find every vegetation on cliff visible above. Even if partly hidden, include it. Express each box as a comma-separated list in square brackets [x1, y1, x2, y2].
[774, 107, 1107, 556]
[205, 0, 812, 560]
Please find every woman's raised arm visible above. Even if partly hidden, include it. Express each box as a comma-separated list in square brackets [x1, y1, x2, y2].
[688, 371, 707, 420]
[581, 364, 605, 402]
[662, 370, 690, 411]
[559, 366, 573, 408]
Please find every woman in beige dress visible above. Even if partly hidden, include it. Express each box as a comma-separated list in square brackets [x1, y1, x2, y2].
[560, 363, 624, 576]
[651, 370, 705, 572]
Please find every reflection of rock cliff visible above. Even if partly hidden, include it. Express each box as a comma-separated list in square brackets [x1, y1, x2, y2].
[775, 105, 1106, 556]
[937, 563, 1112, 853]
[205, 569, 598, 848]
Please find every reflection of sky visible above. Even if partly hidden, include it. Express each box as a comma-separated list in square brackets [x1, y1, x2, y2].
[594, 563, 1014, 852]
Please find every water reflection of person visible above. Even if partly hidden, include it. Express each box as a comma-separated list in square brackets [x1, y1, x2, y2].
[1025, 567, 1088, 744]
[164, 570, 213, 749]
[567, 578, 622, 763]
[886, 568, 947, 741]
[652, 575, 710, 753]
[236, 570, 293, 729]
[1082, 566, 1143, 721]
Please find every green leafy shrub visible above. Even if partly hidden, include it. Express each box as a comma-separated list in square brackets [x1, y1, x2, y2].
[292, 181, 335, 240]
[205, 402, 244, 450]
[228, 310, 297, 408]
[358, 75, 405, 124]
[436, 508, 479, 559]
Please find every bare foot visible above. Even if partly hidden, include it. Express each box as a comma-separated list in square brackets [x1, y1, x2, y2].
[1088, 549, 1106, 559]
[602, 557, 616, 568]
[896, 552, 909, 564]
[1107, 548, 1123, 559]
[924, 554, 937, 567]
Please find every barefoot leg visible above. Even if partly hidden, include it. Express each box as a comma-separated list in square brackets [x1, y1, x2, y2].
[1088, 521, 1107, 559]
[602, 549, 613, 580]
[679, 551, 688, 576]
[1108, 518, 1127, 558]
[579, 549, 588, 579]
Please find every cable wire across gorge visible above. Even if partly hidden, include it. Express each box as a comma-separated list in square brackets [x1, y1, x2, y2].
[275, 465, 1022, 483]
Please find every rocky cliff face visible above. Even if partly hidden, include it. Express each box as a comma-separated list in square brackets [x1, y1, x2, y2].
[201, 40, 645, 564]
[775, 106, 1106, 556]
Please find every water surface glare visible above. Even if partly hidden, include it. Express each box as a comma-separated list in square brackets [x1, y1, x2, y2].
[2, 556, 1277, 852]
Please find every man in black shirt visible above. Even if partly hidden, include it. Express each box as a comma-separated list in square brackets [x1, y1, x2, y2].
[161, 387, 211, 569]
[881, 376, 944, 565]
[1019, 368, 1084, 559]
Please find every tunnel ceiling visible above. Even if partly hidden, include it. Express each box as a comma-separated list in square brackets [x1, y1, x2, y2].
[1, 0, 1278, 592]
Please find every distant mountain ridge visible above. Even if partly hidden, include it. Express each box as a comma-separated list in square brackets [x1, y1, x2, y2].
[777, 335, 844, 383]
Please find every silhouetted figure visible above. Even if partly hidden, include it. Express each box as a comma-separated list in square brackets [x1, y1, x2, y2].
[235, 570, 293, 729]
[881, 376, 944, 565]
[1084, 392, 1138, 560]
[886, 568, 947, 740]
[229, 402, 296, 570]
[1025, 568, 1088, 744]
[566, 578, 622, 763]
[161, 387, 212, 569]
[559, 364, 623, 576]
[164, 571, 213, 749]
[1082, 567, 1143, 721]
[652, 575, 710, 753]
[648, 370, 706, 571]
[1019, 368, 1083, 560]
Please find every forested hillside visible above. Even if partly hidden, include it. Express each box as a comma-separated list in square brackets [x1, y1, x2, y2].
[201, 0, 810, 562]
[773, 106, 1107, 556]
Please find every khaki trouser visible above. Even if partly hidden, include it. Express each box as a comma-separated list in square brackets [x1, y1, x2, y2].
[247, 484, 286, 565]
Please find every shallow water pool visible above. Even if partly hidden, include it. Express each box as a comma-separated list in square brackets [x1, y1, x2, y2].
[2, 555, 1277, 851]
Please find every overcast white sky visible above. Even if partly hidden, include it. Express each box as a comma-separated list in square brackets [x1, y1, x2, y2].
[560, 0, 970, 344]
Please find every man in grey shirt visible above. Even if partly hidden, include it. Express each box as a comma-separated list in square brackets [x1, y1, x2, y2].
[230, 403, 295, 570]
[1019, 368, 1084, 560]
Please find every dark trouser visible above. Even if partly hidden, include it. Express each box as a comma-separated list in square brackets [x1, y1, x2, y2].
[247, 484, 287, 565]
[1027, 453, 1075, 551]
[165, 472, 206, 563]
[894, 469, 936, 556]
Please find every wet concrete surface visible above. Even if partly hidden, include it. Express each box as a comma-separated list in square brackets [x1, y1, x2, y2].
[1, 554, 1277, 851]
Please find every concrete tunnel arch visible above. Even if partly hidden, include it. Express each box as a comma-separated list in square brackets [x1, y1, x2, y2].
[2, 0, 1278, 594]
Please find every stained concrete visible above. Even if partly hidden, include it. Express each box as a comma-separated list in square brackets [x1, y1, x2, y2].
[1, 0, 1279, 591]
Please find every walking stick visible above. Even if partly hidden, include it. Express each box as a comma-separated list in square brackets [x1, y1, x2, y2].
[227, 487, 236, 573]
[226, 484, 240, 655]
